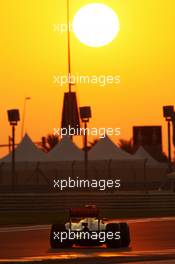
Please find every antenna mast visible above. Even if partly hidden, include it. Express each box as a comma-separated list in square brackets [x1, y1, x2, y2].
[67, 0, 71, 93]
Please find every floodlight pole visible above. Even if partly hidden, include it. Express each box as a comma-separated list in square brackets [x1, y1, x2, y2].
[84, 121, 88, 178]
[80, 107, 92, 179]
[167, 119, 172, 172]
[12, 124, 16, 184]
[163, 106, 174, 172]
[7, 109, 20, 191]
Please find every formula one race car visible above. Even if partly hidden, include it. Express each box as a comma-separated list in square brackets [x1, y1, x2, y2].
[50, 205, 130, 248]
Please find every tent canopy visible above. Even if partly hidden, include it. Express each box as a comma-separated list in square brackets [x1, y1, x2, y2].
[47, 136, 83, 161]
[89, 136, 134, 160]
[133, 146, 161, 167]
[1, 134, 47, 162]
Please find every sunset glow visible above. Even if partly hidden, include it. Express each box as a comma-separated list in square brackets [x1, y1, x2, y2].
[0, 0, 175, 157]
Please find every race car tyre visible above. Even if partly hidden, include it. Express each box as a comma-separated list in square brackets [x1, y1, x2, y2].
[105, 223, 121, 248]
[50, 224, 73, 249]
[119, 222, 130, 248]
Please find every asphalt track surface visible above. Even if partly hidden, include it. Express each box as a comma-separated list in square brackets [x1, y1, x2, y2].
[0, 217, 175, 263]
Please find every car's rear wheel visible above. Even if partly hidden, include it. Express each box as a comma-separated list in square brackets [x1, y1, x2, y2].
[105, 223, 121, 248]
[50, 224, 73, 249]
[119, 222, 130, 248]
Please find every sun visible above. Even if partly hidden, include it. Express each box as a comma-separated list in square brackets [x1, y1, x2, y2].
[73, 3, 120, 48]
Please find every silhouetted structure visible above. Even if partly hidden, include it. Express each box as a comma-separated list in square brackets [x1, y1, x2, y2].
[61, 0, 80, 134]
[163, 105, 174, 171]
[133, 126, 164, 161]
[7, 109, 20, 188]
[80, 106, 92, 178]
[61, 92, 80, 132]
[170, 112, 175, 148]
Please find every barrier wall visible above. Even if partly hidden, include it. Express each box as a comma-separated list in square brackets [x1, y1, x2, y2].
[0, 160, 168, 191]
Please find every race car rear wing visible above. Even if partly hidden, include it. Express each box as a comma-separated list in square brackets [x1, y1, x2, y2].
[69, 207, 100, 218]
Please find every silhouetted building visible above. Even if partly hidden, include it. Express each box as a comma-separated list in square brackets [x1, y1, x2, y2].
[61, 92, 80, 134]
[133, 126, 165, 161]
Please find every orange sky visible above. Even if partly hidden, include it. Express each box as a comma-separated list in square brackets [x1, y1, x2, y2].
[0, 0, 175, 158]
